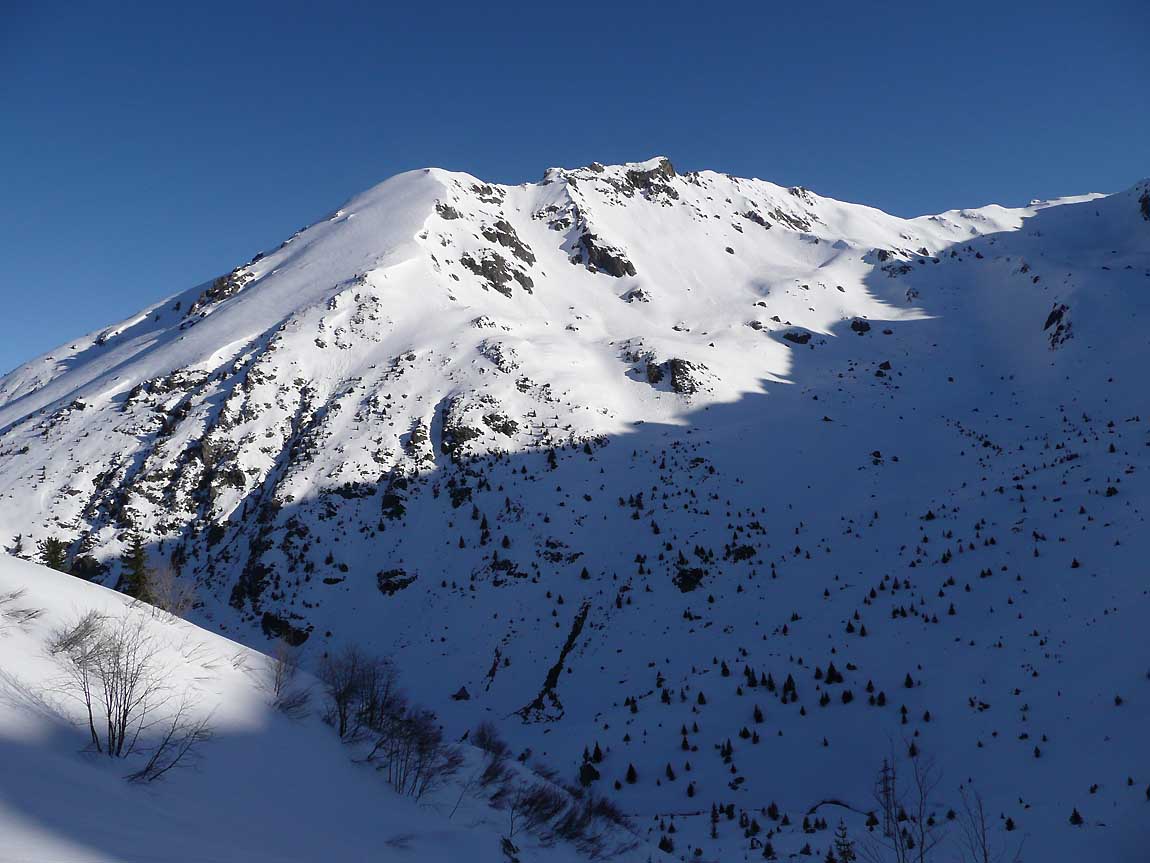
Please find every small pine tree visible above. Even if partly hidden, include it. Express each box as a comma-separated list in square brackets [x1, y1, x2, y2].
[120, 532, 151, 600]
[625, 763, 638, 784]
[1069, 807, 1083, 826]
[578, 761, 600, 787]
[832, 821, 856, 863]
[38, 537, 69, 572]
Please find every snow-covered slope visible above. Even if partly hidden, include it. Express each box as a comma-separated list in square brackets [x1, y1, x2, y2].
[0, 555, 635, 862]
[1, 160, 1148, 861]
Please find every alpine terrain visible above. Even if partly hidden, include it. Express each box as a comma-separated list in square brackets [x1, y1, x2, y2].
[1, 157, 1147, 862]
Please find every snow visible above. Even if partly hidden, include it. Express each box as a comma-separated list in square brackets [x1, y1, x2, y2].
[0, 557, 619, 862]
[0, 160, 1148, 861]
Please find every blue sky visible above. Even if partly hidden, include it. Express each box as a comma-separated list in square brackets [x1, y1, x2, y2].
[1, 0, 1146, 374]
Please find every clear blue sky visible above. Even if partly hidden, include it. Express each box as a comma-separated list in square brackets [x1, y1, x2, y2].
[1, 0, 1146, 375]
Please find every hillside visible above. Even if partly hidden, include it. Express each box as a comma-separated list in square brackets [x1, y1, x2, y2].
[0, 554, 637, 862]
[1, 159, 1148, 861]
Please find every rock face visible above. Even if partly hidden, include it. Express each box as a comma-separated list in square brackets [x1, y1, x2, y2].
[0, 159, 1146, 863]
[576, 232, 636, 277]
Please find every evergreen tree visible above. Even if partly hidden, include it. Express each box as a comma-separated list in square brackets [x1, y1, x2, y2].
[120, 532, 151, 600]
[578, 761, 600, 787]
[38, 537, 68, 572]
[832, 821, 856, 863]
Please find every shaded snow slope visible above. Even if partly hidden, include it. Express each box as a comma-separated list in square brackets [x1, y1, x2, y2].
[0, 556, 631, 863]
[1, 162, 1149, 861]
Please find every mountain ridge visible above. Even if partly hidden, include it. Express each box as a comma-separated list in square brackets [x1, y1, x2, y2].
[1, 158, 1148, 861]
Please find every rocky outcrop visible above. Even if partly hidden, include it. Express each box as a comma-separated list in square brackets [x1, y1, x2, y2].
[187, 268, 254, 318]
[481, 219, 536, 265]
[461, 250, 534, 296]
[1044, 303, 1072, 348]
[376, 568, 417, 596]
[576, 233, 636, 278]
[625, 157, 678, 201]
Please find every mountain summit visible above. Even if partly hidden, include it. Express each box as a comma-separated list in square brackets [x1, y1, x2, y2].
[1, 160, 1148, 861]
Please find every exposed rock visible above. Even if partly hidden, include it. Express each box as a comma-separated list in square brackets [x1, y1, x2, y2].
[767, 207, 814, 232]
[741, 210, 772, 229]
[187, 268, 254, 317]
[483, 411, 519, 437]
[577, 232, 636, 278]
[435, 201, 461, 220]
[376, 568, 417, 596]
[667, 358, 704, 395]
[1043, 304, 1068, 331]
[1044, 303, 1072, 348]
[470, 183, 504, 204]
[481, 219, 536, 265]
[516, 601, 591, 721]
[850, 318, 871, 334]
[783, 330, 811, 345]
[478, 340, 519, 373]
[460, 250, 534, 296]
[625, 158, 679, 200]
[260, 611, 310, 646]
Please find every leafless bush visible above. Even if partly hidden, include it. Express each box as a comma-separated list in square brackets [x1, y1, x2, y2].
[863, 746, 946, 863]
[480, 748, 513, 789]
[48, 610, 106, 655]
[318, 645, 390, 739]
[366, 707, 463, 799]
[492, 771, 634, 857]
[473, 720, 510, 760]
[521, 783, 569, 834]
[50, 611, 212, 776]
[142, 564, 197, 619]
[552, 793, 632, 858]
[267, 640, 310, 718]
[319, 644, 461, 799]
[52, 613, 163, 756]
[957, 786, 1023, 863]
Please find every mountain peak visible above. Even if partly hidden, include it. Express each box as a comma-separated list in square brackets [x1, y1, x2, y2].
[1, 158, 1147, 862]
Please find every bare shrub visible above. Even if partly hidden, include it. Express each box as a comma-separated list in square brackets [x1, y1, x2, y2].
[957, 786, 1023, 863]
[50, 611, 212, 776]
[48, 610, 105, 655]
[141, 564, 197, 619]
[863, 746, 946, 863]
[366, 707, 463, 799]
[53, 613, 163, 756]
[492, 772, 635, 857]
[318, 645, 378, 739]
[319, 644, 461, 799]
[473, 720, 510, 760]
[518, 783, 568, 835]
[267, 640, 310, 718]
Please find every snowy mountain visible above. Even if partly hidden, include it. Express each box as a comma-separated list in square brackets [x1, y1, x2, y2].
[1, 158, 1148, 861]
